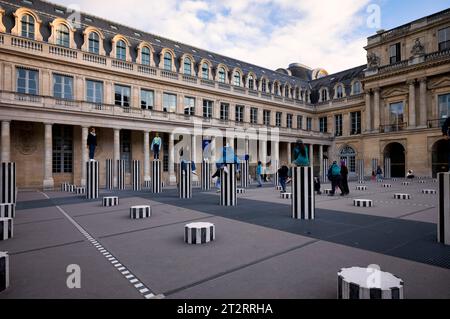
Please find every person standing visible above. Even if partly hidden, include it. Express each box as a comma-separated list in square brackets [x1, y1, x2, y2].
[328, 161, 343, 196]
[442, 116, 450, 171]
[256, 161, 263, 188]
[340, 161, 350, 195]
[86, 127, 97, 161]
[278, 163, 289, 193]
[151, 133, 162, 160]
[376, 166, 383, 181]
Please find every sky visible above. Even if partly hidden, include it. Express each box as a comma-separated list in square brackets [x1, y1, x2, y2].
[50, 0, 450, 74]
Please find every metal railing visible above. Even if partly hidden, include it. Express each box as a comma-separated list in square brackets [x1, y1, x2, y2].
[379, 122, 407, 133]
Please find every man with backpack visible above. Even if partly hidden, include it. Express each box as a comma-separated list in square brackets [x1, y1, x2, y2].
[328, 160, 343, 196]
[278, 163, 289, 193]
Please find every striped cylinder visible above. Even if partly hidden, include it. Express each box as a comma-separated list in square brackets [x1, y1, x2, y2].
[422, 189, 436, 194]
[103, 196, 119, 207]
[0, 204, 14, 218]
[60, 183, 69, 192]
[402, 181, 410, 186]
[357, 159, 364, 182]
[291, 166, 315, 220]
[0, 162, 16, 204]
[105, 159, 113, 190]
[0, 251, 9, 292]
[281, 192, 292, 199]
[384, 158, 391, 179]
[67, 184, 75, 193]
[152, 160, 162, 193]
[240, 160, 249, 189]
[276, 185, 283, 191]
[179, 162, 192, 199]
[273, 162, 279, 186]
[201, 160, 211, 191]
[0, 218, 13, 240]
[75, 187, 85, 195]
[438, 172, 450, 245]
[132, 160, 141, 191]
[356, 186, 367, 191]
[184, 222, 215, 245]
[144, 180, 151, 189]
[394, 193, 411, 200]
[86, 160, 99, 199]
[322, 158, 329, 183]
[117, 160, 125, 190]
[382, 184, 392, 188]
[371, 158, 378, 174]
[236, 188, 245, 194]
[354, 199, 373, 207]
[130, 205, 151, 219]
[323, 188, 333, 195]
[338, 267, 404, 299]
[418, 180, 426, 184]
[220, 164, 237, 206]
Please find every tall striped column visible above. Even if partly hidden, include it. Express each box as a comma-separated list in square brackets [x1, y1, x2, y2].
[0, 251, 9, 292]
[132, 160, 141, 191]
[438, 172, 450, 245]
[240, 160, 249, 188]
[372, 158, 378, 174]
[152, 160, 162, 193]
[105, 159, 113, 190]
[86, 160, 99, 199]
[201, 160, 211, 191]
[357, 159, 365, 182]
[292, 166, 315, 220]
[0, 162, 16, 204]
[273, 160, 279, 186]
[117, 160, 125, 190]
[220, 163, 236, 206]
[384, 158, 391, 179]
[179, 162, 192, 199]
[322, 158, 329, 183]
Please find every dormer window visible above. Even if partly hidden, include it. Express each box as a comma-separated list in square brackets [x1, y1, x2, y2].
[218, 67, 226, 83]
[233, 71, 241, 86]
[336, 85, 344, 98]
[261, 79, 266, 93]
[389, 42, 401, 64]
[88, 32, 100, 54]
[56, 24, 70, 47]
[141, 47, 151, 65]
[321, 88, 328, 101]
[438, 27, 450, 51]
[21, 14, 35, 39]
[248, 75, 254, 90]
[164, 52, 172, 70]
[116, 40, 127, 61]
[352, 81, 361, 95]
[184, 57, 192, 75]
[201, 62, 209, 79]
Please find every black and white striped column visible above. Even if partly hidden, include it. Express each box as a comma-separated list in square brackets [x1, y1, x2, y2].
[179, 162, 192, 199]
[130, 205, 151, 219]
[201, 160, 211, 191]
[372, 158, 378, 174]
[0, 218, 13, 241]
[0, 162, 16, 204]
[0, 204, 14, 218]
[291, 166, 315, 220]
[184, 222, 215, 245]
[132, 160, 141, 191]
[152, 160, 162, 193]
[438, 172, 450, 245]
[86, 160, 99, 199]
[240, 160, 249, 188]
[322, 158, 329, 183]
[0, 251, 9, 292]
[61, 182, 69, 192]
[354, 199, 373, 207]
[103, 196, 119, 207]
[75, 187, 85, 195]
[357, 159, 364, 182]
[384, 158, 391, 179]
[117, 160, 125, 190]
[220, 164, 237, 206]
[105, 159, 113, 190]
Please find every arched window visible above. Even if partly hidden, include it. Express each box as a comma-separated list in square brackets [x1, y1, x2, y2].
[88, 32, 100, 54]
[141, 47, 151, 65]
[285, 86, 289, 98]
[276, 83, 281, 96]
[321, 88, 328, 101]
[164, 52, 172, 70]
[340, 146, 356, 173]
[248, 75, 254, 90]
[218, 67, 226, 83]
[336, 85, 344, 98]
[184, 57, 192, 75]
[56, 24, 70, 47]
[233, 71, 241, 86]
[116, 40, 127, 61]
[261, 79, 266, 92]
[21, 14, 35, 39]
[201, 63, 209, 79]
[353, 81, 361, 95]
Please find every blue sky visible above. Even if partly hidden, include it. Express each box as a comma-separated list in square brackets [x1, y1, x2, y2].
[52, 0, 450, 73]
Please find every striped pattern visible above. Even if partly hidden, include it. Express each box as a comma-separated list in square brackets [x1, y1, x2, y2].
[117, 160, 125, 190]
[152, 160, 162, 193]
[276, 186, 283, 191]
[357, 159, 364, 182]
[220, 164, 237, 206]
[86, 161, 99, 199]
[143, 180, 151, 189]
[103, 196, 119, 207]
[0, 204, 15, 218]
[0, 163, 16, 204]
[105, 159, 113, 190]
[402, 182, 410, 186]
[240, 160, 249, 188]
[422, 189, 437, 194]
[392, 178, 398, 182]
[75, 187, 85, 195]
[323, 189, 333, 195]
[281, 192, 292, 199]
[322, 158, 329, 183]
[418, 180, 426, 184]
[394, 193, 411, 200]
[67, 184, 75, 192]
[382, 184, 392, 188]
[273, 161, 279, 186]
[384, 158, 391, 179]
[201, 160, 211, 190]
[338, 267, 404, 299]
[358, 181, 366, 184]
[354, 199, 373, 207]
[0, 218, 13, 240]
[292, 166, 315, 220]
[179, 162, 192, 199]
[236, 188, 245, 194]
[132, 160, 141, 191]
[0, 251, 9, 292]
[130, 205, 151, 219]
[184, 222, 215, 245]
[438, 172, 450, 245]
[61, 182, 69, 192]
[356, 186, 367, 191]
[371, 158, 378, 174]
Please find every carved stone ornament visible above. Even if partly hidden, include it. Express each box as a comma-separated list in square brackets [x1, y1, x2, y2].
[367, 52, 380, 69]
[411, 38, 425, 57]
[14, 123, 37, 155]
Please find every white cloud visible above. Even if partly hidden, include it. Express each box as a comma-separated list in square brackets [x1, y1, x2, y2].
[52, 0, 371, 73]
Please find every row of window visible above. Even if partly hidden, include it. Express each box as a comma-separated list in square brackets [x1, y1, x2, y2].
[319, 112, 362, 136]
[319, 81, 362, 103]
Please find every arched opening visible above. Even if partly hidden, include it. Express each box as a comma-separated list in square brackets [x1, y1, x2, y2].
[384, 142, 405, 177]
[432, 139, 449, 177]
[339, 146, 356, 177]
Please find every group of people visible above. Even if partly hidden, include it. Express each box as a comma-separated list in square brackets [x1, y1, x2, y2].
[327, 160, 350, 196]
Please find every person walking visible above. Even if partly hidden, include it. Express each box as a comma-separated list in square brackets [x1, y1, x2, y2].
[314, 176, 322, 195]
[442, 116, 450, 171]
[86, 127, 97, 161]
[376, 166, 383, 181]
[278, 163, 289, 193]
[340, 160, 350, 195]
[328, 161, 343, 196]
[151, 133, 162, 160]
[256, 161, 263, 188]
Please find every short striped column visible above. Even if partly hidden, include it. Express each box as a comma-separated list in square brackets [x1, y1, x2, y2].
[236, 188, 245, 194]
[179, 162, 192, 199]
[357, 159, 364, 182]
[184, 222, 215, 245]
[201, 160, 211, 191]
[132, 160, 141, 191]
[382, 184, 392, 188]
[0, 162, 16, 204]
[103, 196, 119, 207]
[291, 166, 315, 220]
[354, 199, 373, 207]
[67, 184, 75, 193]
[75, 187, 85, 195]
[422, 189, 436, 194]
[273, 162, 279, 186]
[281, 192, 292, 199]
[60, 182, 69, 192]
[105, 159, 113, 190]
[86, 160, 99, 199]
[438, 172, 450, 245]
[394, 193, 411, 200]
[0, 204, 14, 218]
[117, 160, 125, 190]
[220, 164, 237, 206]
[152, 160, 162, 193]
[240, 160, 249, 188]
[384, 158, 391, 179]
[356, 186, 367, 191]
[0, 218, 13, 240]
[0, 251, 9, 292]
[130, 205, 151, 219]
[322, 158, 329, 183]
[371, 158, 378, 174]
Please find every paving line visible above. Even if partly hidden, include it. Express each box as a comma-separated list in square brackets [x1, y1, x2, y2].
[40, 191, 164, 300]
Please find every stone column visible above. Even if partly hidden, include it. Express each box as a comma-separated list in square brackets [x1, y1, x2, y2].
[319, 144, 324, 181]
[408, 80, 416, 128]
[169, 132, 176, 184]
[143, 131, 150, 182]
[43, 123, 54, 189]
[365, 92, 371, 132]
[113, 129, 120, 187]
[419, 78, 427, 128]
[287, 142, 291, 164]
[1, 121, 10, 163]
[373, 88, 380, 132]
[309, 144, 314, 167]
[81, 126, 89, 186]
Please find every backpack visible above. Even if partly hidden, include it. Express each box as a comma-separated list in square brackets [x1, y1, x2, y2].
[331, 164, 341, 177]
[327, 166, 332, 181]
